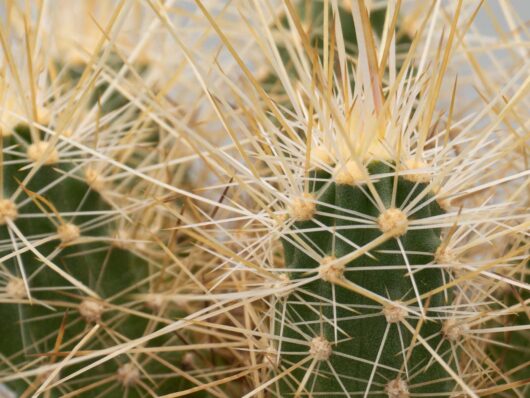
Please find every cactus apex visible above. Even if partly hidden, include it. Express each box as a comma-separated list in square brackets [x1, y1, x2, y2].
[443, 320, 469, 342]
[383, 302, 408, 324]
[334, 160, 366, 186]
[318, 256, 344, 282]
[435, 246, 459, 266]
[144, 294, 165, 311]
[84, 166, 105, 192]
[385, 378, 410, 398]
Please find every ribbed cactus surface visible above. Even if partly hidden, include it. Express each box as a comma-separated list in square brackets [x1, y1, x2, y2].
[279, 161, 454, 396]
[0, 125, 147, 395]
[0, 124, 200, 396]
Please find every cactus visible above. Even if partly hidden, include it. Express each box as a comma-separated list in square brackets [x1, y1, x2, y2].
[278, 161, 452, 396]
[0, 82, 200, 398]
[0, 125, 155, 396]
[174, 2, 528, 397]
[1, 1, 528, 397]
[265, 6, 451, 393]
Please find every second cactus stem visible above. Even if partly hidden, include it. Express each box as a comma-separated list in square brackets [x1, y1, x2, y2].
[279, 161, 455, 396]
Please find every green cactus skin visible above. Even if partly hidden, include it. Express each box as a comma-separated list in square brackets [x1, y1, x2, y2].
[0, 126, 202, 397]
[278, 162, 454, 397]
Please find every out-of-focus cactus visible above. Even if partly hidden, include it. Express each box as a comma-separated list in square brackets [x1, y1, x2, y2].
[0, 123, 165, 396]
[262, 0, 410, 95]
[0, 63, 202, 397]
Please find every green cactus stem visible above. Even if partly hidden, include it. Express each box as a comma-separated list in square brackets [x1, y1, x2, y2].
[278, 161, 455, 397]
[0, 126, 198, 397]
